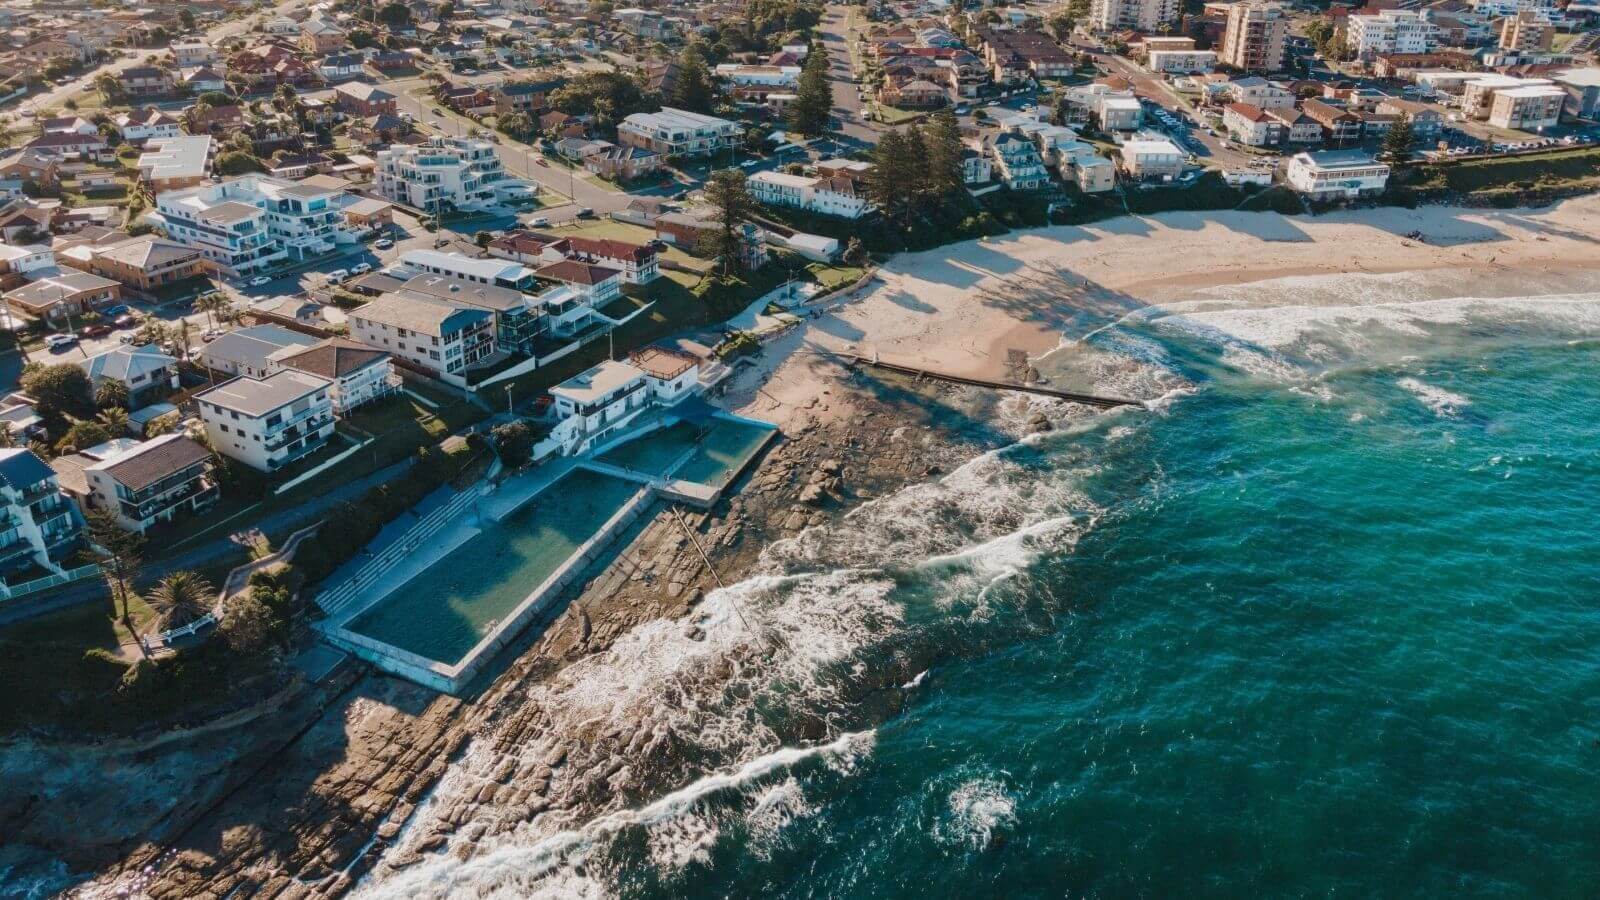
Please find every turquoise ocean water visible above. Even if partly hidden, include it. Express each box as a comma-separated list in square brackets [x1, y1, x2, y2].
[356, 279, 1600, 899]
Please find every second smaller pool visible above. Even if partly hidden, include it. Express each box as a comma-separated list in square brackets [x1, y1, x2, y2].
[599, 416, 775, 488]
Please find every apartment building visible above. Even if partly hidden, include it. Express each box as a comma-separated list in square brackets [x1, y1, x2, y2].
[334, 81, 398, 117]
[547, 359, 652, 455]
[1348, 10, 1437, 58]
[376, 137, 533, 212]
[68, 434, 218, 534]
[1374, 98, 1445, 140]
[156, 175, 357, 277]
[988, 133, 1050, 190]
[1220, 1, 1290, 72]
[59, 234, 207, 292]
[1302, 98, 1365, 145]
[1488, 83, 1566, 129]
[1286, 150, 1390, 199]
[1089, 0, 1180, 33]
[393, 274, 544, 357]
[747, 171, 875, 220]
[0, 449, 86, 593]
[1499, 10, 1555, 51]
[617, 108, 741, 158]
[1555, 68, 1600, 119]
[1148, 50, 1218, 74]
[1224, 102, 1285, 146]
[196, 371, 336, 472]
[349, 292, 496, 384]
[398, 249, 537, 291]
[1463, 74, 1556, 119]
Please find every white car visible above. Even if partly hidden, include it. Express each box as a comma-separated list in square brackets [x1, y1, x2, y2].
[44, 333, 77, 350]
[326, 268, 350, 282]
[373, 237, 394, 249]
[351, 262, 372, 276]
[249, 275, 272, 287]
[529, 216, 550, 227]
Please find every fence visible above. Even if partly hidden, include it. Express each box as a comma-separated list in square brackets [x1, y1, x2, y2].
[0, 563, 102, 603]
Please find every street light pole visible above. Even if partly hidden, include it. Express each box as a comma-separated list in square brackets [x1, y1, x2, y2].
[505, 383, 514, 418]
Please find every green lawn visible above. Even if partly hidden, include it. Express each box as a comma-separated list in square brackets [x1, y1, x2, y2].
[1415, 147, 1600, 196]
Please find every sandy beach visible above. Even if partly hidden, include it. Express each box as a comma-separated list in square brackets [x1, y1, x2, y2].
[747, 194, 1600, 396]
[22, 195, 1600, 899]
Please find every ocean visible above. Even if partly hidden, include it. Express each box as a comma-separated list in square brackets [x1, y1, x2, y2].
[355, 271, 1600, 898]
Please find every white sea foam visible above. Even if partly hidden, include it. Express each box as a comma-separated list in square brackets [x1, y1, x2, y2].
[1396, 377, 1470, 418]
[933, 777, 1018, 852]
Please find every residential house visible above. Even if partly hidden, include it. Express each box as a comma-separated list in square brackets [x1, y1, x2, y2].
[1148, 50, 1217, 74]
[546, 359, 651, 455]
[58, 234, 208, 293]
[0, 150, 59, 187]
[319, 53, 366, 80]
[879, 76, 948, 108]
[494, 77, 567, 116]
[136, 135, 213, 192]
[196, 370, 336, 472]
[988, 132, 1050, 190]
[1374, 98, 1444, 140]
[196, 324, 318, 379]
[270, 337, 398, 414]
[171, 41, 216, 68]
[301, 17, 347, 55]
[585, 145, 662, 182]
[335, 81, 398, 117]
[489, 231, 662, 284]
[61, 434, 218, 533]
[535, 259, 623, 306]
[74, 345, 180, 409]
[1285, 149, 1390, 199]
[348, 291, 496, 384]
[4, 271, 120, 323]
[23, 131, 108, 162]
[654, 214, 769, 269]
[118, 66, 176, 97]
[398, 249, 537, 290]
[0, 449, 86, 594]
[114, 108, 183, 145]
[1224, 102, 1285, 146]
[1302, 98, 1365, 145]
[391, 274, 545, 356]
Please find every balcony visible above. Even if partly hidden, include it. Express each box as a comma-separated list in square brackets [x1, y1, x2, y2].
[264, 415, 331, 452]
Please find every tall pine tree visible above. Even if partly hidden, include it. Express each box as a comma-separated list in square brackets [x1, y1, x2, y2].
[1380, 115, 1415, 167]
[920, 109, 964, 200]
[869, 129, 915, 229]
[674, 43, 718, 114]
[701, 168, 753, 276]
[787, 42, 833, 137]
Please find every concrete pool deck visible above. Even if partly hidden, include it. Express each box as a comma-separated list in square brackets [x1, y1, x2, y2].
[313, 408, 779, 695]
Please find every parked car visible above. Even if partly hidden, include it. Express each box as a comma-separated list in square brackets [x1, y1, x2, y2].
[351, 262, 372, 276]
[113, 314, 138, 328]
[44, 333, 78, 350]
[201, 328, 224, 342]
[576, 207, 594, 218]
[249, 274, 272, 287]
[529, 216, 550, 227]
[326, 268, 350, 282]
[373, 237, 394, 249]
[101, 304, 131, 318]
[78, 323, 112, 338]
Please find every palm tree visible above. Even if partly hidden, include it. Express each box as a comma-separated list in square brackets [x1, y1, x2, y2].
[147, 570, 217, 632]
[0, 423, 14, 449]
[98, 405, 130, 435]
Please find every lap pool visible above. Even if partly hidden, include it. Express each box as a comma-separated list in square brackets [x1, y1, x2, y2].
[598, 416, 775, 488]
[344, 468, 644, 666]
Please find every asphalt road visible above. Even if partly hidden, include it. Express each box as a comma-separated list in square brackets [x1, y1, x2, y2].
[1089, 49, 1262, 171]
[819, 3, 880, 145]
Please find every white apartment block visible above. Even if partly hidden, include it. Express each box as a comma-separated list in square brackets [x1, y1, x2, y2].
[195, 371, 336, 472]
[271, 338, 399, 416]
[76, 434, 218, 534]
[1090, 0, 1180, 33]
[617, 107, 741, 157]
[0, 449, 86, 595]
[747, 171, 875, 220]
[1148, 50, 1217, 74]
[348, 292, 496, 385]
[1487, 84, 1566, 129]
[155, 180, 346, 278]
[1220, 1, 1290, 72]
[547, 351, 701, 456]
[1286, 150, 1390, 199]
[988, 133, 1050, 190]
[1348, 10, 1437, 58]
[1119, 139, 1186, 180]
[376, 137, 534, 212]
[1471, 0, 1560, 18]
[1463, 74, 1555, 118]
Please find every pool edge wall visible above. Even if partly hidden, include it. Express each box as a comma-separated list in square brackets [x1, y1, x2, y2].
[318, 479, 658, 695]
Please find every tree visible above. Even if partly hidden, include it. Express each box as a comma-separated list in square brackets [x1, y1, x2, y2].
[700, 169, 753, 276]
[57, 419, 112, 453]
[219, 590, 277, 657]
[22, 363, 95, 422]
[85, 507, 145, 633]
[95, 379, 129, 411]
[1381, 115, 1415, 167]
[98, 405, 130, 436]
[868, 128, 916, 228]
[146, 570, 216, 632]
[377, 0, 412, 31]
[214, 150, 265, 175]
[178, 7, 196, 30]
[673, 43, 718, 114]
[93, 72, 125, 104]
[194, 291, 231, 329]
[920, 109, 964, 199]
[0, 423, 14, 449]
[1048, 10, 1076, 39]
[145, 410, 181, 437]
[435, 0, 454, 21]
[787, 41, 832, 137]
[490, 419, 534, 467]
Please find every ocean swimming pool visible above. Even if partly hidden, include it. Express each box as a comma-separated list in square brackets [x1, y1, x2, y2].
[344, 468, 645, 665]
[598, 416, 774, 488]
